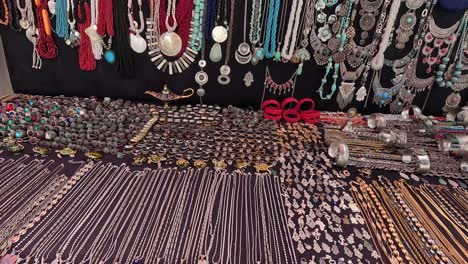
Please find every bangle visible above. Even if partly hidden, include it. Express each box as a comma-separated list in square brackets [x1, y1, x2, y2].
[367, 113, 387, 128]
[414, 149, 430, 173]
[283, 109, 301, 123]
[281, 97, 299, 110]
[328, 141, 349, 167]
[401, 105, 422, 120]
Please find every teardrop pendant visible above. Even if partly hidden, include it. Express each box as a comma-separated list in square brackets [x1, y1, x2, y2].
[210, 43, 223, 62]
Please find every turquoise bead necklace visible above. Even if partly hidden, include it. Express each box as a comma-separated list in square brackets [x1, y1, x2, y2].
[190, 0, 206, 52]
[318, 0, 355, 100]
[435, 12, 468, 88]
[263, 0, 280, 58]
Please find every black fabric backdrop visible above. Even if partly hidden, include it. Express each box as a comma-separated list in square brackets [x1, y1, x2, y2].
[0, 1, 467, 115]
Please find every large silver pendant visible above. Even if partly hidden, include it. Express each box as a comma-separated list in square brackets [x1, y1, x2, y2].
[235, 42, 252, 64]
[130, 33, 147, 53]
[212, 26, 228, 43]
[159, 31, 182, 57]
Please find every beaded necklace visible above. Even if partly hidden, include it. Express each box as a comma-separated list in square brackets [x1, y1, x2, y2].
[77, 1, 96, 71]
[441, 15, 468, 112]
[55, 0, 68, 38]
[421, 15, 460, 74]
[263, 0, 280, 58]
[205, 0, 217, 41]
[251, 0, 268, 65]
[35, 0, 58, 59]
[281, 0, 304, 61]
[317, 0, 355, 100]
[436, 12, 467, 88]
[249, 0, 263, 48]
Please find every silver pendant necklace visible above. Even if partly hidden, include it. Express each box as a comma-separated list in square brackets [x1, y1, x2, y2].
[217, 0, 235, 85]
[394, 0, 424, 49]
[210, 0, 228, 62]
[336, 63, 365, 109]
[235, 0, 252, 64]
[147, 0, 199, 74]
[160, 0, 182, 56]
[128, 0, 147, 53]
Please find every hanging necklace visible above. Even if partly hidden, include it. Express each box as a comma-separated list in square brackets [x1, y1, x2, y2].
[421, 16, 460, 73]
[16, 0, 42, 69]
[280, 0, 303, 61]
[261, 66, 298, 97]
[87, 0, 103, 59]
[251, 0, 268, 65]
[77, 0, 96, 71]
[160, 0, 183, 56]
[64, 0, 80, 48]
[190, 0, 205, 52]
[195, 0, 208, 99]
[336, 63, 365, 109]
[35, 0, 58, 59]
[290, 0, 312, 75]
[147, 0, 197, 74]
[249, 0, 263, 54]
[217, 0, 234, 85]
[273, 0, 289, 61]
[55, 0, 69, 39]
[370, 0, 402, 71]
[209, 0, 228, 62]
[205, 0, 217, 42]
[385, 0, 435, 113]
[439, 13, 468, 112]
[371, 70, 405, 107]
[128, 0, 147, 53]
[263, 0, 280, 59]
[395, 0, 424, 49]
[357, 0, 391, 105]
[317, 0, 355, 100]
[358, 0, 383, 45]
[235, 0, 252, 64]
[435, 12, 467, 88]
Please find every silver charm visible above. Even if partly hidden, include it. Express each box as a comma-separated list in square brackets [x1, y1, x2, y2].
[244, 72, 254, 87]
[336, 82, 356, 109]
[235, 42, 252, 64]
[355, 86, 367, 101]
[209, 43, 223, 62]
[217, 65, 231, 85]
